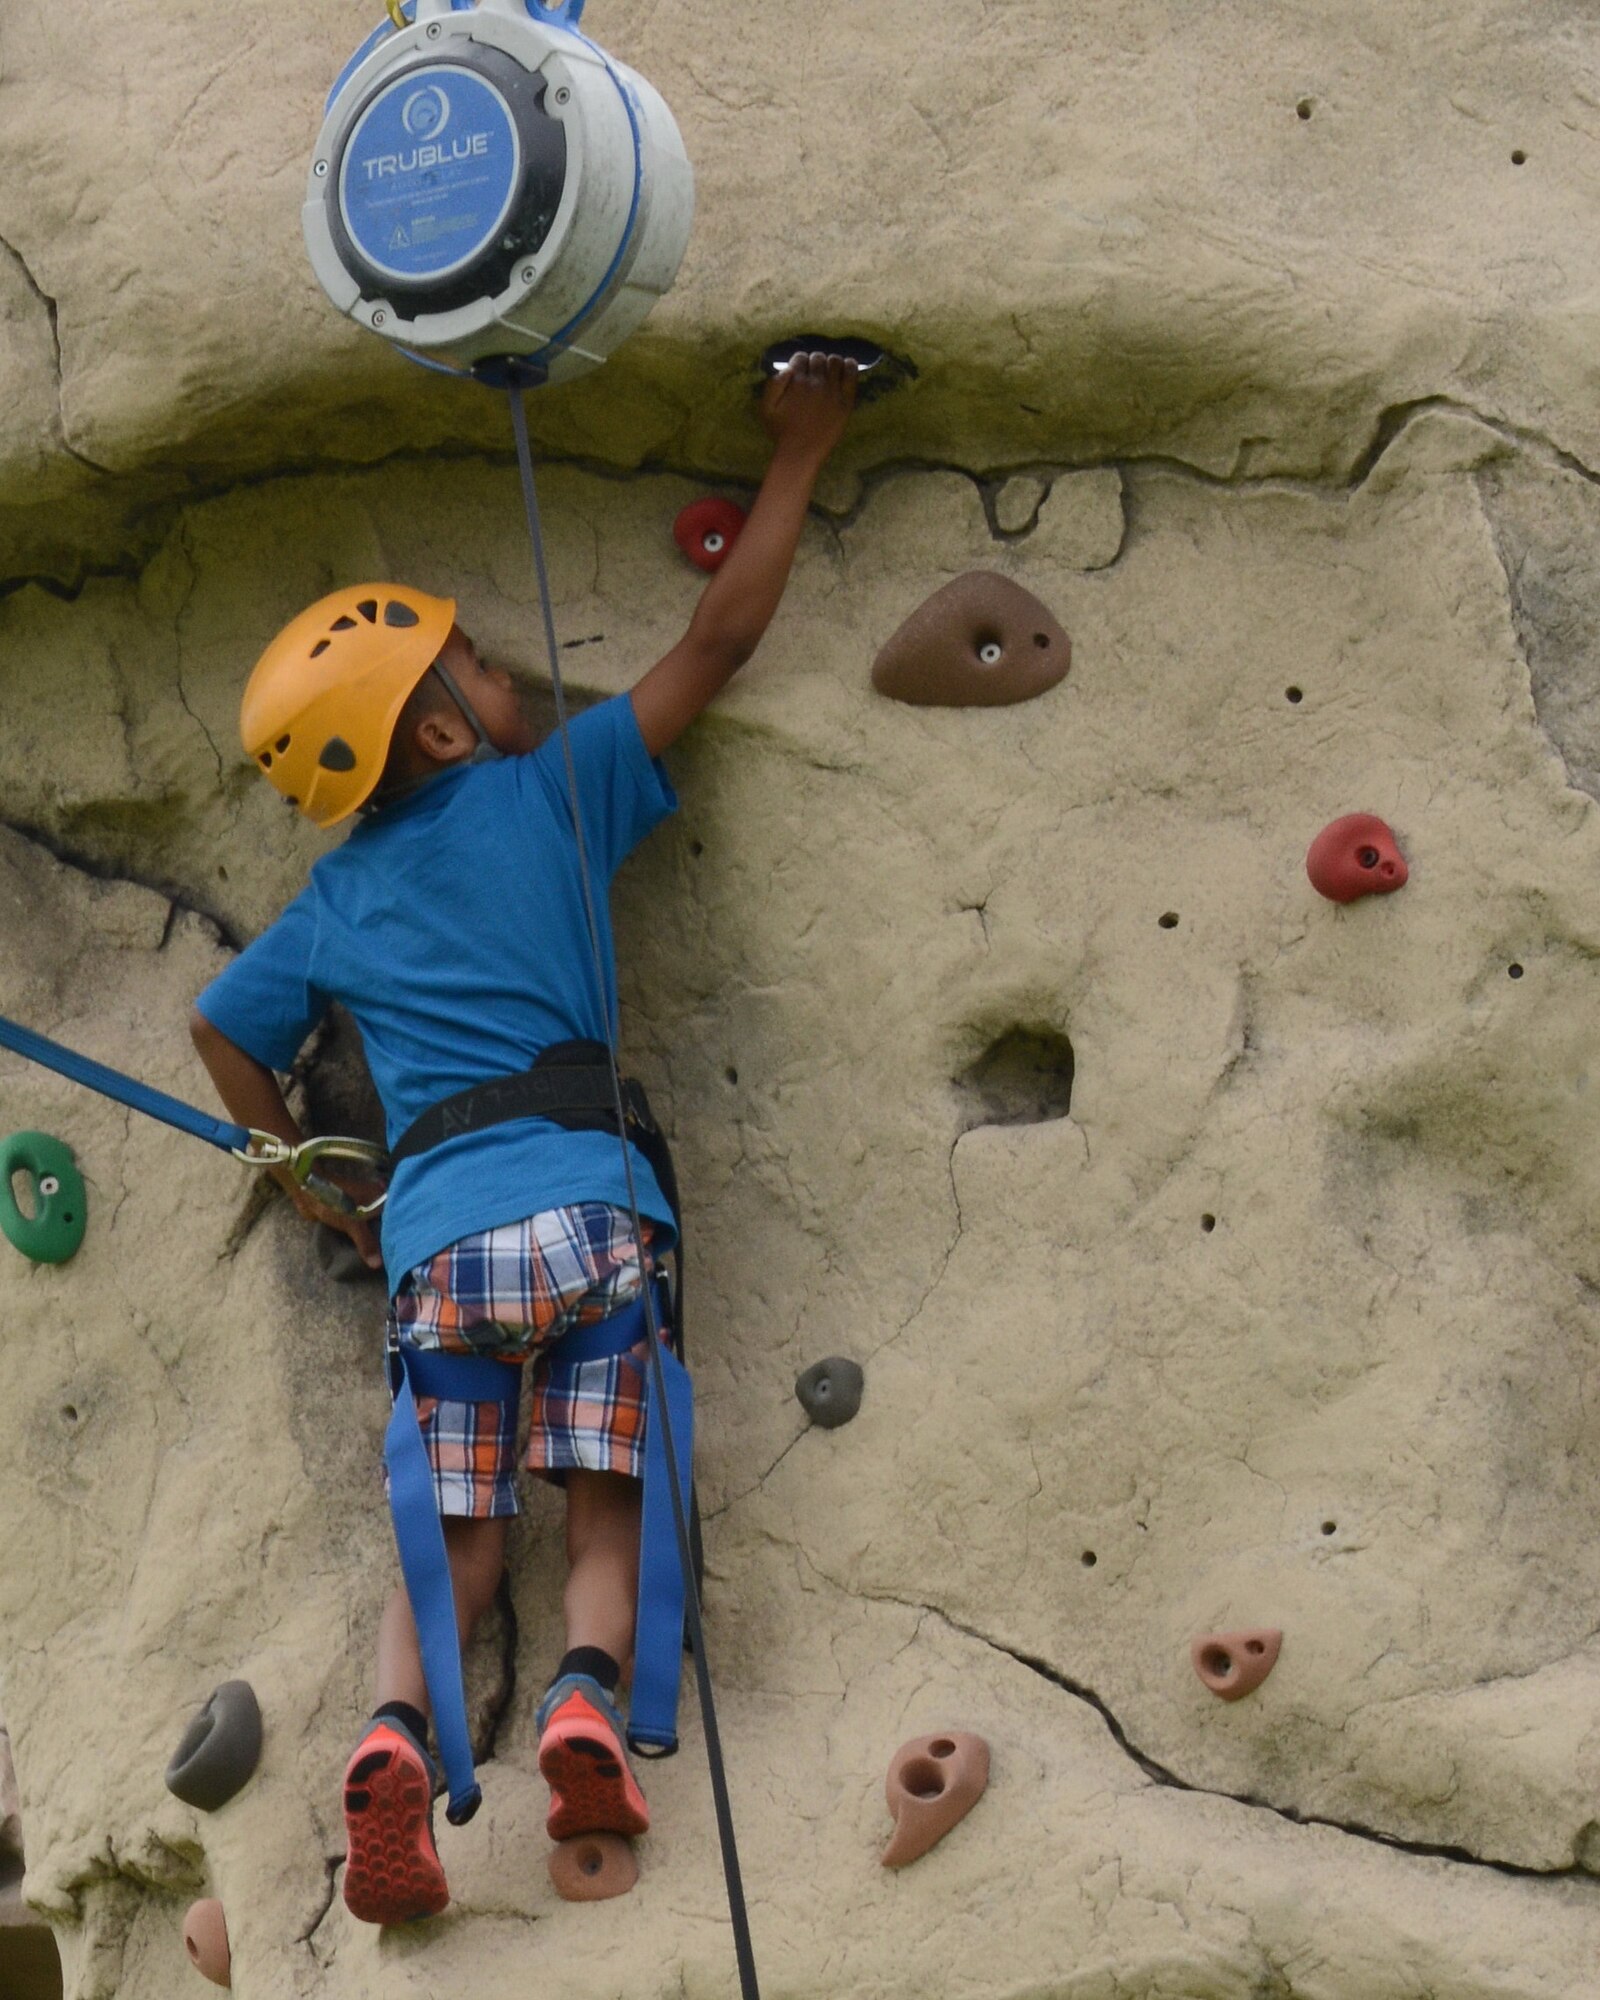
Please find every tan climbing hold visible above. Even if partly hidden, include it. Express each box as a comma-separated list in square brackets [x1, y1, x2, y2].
[881, 1731, 990, 1867]
[547, 1833, 639, 1902]
[1191, 1629, 1283, 1701]
[871, 573, 1071, 708]
[182, 1899, 231, 1988]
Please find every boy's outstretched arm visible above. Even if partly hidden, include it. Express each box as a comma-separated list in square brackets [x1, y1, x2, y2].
[189, 1008, 384, 1268]
[630, 351, 857, 756]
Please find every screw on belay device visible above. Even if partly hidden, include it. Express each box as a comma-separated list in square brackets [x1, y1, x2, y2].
[304, 0, 694, 381]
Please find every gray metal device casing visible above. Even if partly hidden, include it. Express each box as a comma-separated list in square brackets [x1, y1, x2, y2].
[303, 0, 694, 382]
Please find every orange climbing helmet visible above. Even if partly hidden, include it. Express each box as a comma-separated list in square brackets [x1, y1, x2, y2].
[240, 584, 456, 827]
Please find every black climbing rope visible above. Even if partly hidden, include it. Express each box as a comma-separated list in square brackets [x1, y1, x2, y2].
[505, 380, 762, 2000]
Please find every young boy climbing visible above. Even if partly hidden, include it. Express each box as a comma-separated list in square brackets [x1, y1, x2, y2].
[189, 353, 858, 1924]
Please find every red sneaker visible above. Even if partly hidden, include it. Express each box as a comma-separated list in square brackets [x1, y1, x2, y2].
[536, 1675, 650, 1842]
[341, 1721, 450, 1925]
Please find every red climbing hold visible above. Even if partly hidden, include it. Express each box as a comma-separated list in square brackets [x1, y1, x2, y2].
[881, 1732, 990, 1867]
[1191, 1629, 1282, 1701]
[1306, 814, 1408, 903]
[674, 497, 746, 573]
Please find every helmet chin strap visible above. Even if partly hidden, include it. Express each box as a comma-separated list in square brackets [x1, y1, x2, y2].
[429, 661, 504, 765]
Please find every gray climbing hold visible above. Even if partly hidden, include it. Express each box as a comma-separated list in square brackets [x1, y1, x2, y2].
[795, 1357, 865, 1429]
[164, 1681, 263, 1812]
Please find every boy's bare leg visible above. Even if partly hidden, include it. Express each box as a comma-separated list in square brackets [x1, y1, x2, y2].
[563, 1469, 642, 1662]
[374, 1514, 511, 1713]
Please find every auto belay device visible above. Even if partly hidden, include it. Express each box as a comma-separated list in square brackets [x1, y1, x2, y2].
[304, 0, 694, 381]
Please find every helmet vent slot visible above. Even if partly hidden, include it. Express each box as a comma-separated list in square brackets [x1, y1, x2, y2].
[311, 639, 331, 657]
[356, 598, 378, 623]
[275, 736, 291, 753]
[331, 616, 357, 632]
[318, 737, 359, 774]
[259, 752, 273, 769]
[384, 601, 421, 628]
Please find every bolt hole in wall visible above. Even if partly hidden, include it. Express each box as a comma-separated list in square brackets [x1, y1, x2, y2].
[725, 1066, 738, 1085]
[1321, 1520, 1337, 1536]
[1081, 1550, 1097, 1567]
[1296, 96, 1314, 118]
[1158, 911, 1180, 929]
[1285, 686, 1303, 704]
[1508, 963, 1524, 979]
[1511, 148, 1527, 164]
[1201, 1213, 1216, 1232]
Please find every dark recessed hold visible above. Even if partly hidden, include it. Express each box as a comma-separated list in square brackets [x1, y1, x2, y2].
[795, 1356, 865, 1429]
[316, 1224, 383, 1284]
[165, 1681, 264, 1811]
[758, 334, 915, 404]
[874, 573, 1072, 709]
[1508, 962, 1524, 979]
[956, 1026, 1074, 1129]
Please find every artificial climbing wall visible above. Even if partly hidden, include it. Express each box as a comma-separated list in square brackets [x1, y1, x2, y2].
[3, 3, 1600, 1996]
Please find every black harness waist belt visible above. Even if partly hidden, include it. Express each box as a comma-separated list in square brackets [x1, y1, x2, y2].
[389, 1059, 657, 1167]
[387, 1039, 684, 1309]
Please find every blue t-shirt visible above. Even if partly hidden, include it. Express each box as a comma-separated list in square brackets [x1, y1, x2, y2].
[196, 695, 678, 1290]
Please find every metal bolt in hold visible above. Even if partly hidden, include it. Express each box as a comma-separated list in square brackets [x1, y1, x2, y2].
[372, 309, 388, 326]
[522, 266, 538, 285]
[554, 85, 571, 106]
[313, 159, 329, 178]
[426, 19, 442, 36]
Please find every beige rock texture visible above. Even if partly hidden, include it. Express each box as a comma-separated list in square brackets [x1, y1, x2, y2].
[2, 3, 1600, 1998]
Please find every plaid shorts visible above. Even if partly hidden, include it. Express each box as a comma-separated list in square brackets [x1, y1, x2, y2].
[387, 1203, 659, 1518]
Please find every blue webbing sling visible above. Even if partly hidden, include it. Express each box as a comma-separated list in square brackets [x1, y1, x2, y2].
[385, 1278, 694, 1823]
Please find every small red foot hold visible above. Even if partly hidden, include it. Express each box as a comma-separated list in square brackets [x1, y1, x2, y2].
[182, 1898, 231, 1988]
[881, 1732, 990, 1868]
[548, 1832, 639, 1902]
[1191, 1629, 1282, 1701]
[1306, 815, 1408, 903]
[674, 497, 746, 573]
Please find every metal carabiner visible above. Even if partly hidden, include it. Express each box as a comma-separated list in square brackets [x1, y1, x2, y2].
[232, 1131, 392, 1216]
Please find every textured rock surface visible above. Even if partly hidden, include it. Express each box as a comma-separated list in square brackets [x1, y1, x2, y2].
[3, 3, 1600, 1997]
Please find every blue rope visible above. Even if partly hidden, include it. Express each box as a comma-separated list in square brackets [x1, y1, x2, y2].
[0, 1015, 252, 1155]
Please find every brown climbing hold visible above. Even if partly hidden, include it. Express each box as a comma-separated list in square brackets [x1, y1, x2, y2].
[1306, 814, 1408, 903]
[871, 573, 1071, 708]
[881, 1731, 990, 1867]
[547, 1833, 639, 1902]
[1191, 1629, 1282, 1701]
[182, 1899, 231, 1988]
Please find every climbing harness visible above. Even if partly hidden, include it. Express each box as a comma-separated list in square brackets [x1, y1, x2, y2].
[0, 1015, 387, 1217]
[304, 0, 694, 382]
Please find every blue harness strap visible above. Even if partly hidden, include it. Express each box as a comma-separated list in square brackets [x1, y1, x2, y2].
[384, 1277, 692, 1821]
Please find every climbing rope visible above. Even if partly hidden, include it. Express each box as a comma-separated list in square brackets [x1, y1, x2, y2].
[504, 378, 763, 2000]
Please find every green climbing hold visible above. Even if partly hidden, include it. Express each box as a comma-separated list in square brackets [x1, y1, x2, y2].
[0, 1132, 87, 1265]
